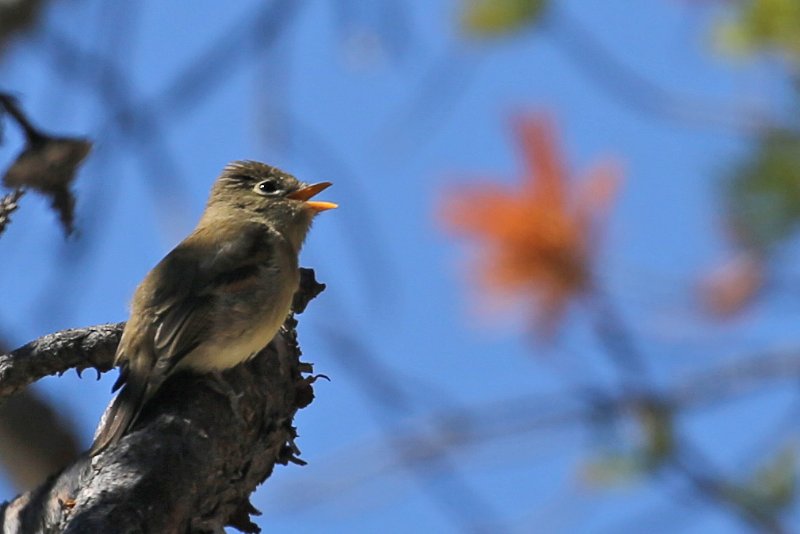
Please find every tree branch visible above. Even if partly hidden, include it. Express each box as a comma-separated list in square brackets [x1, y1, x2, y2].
[0, 322, 122, 400]
[0, 267, 326, 533]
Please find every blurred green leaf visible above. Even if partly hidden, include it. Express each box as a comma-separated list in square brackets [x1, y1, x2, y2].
[584, 453, 644, 486]
[636, 401, 674, 468]
[585, 401, 674, 486]
[460, 0, 548, 38]
[727, 129, 800, 251]
[715, 0, 800, 64]
[750, 445, 796, 513]
[725, 445, 796, 516]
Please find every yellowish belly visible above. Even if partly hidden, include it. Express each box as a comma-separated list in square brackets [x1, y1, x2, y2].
[177, 306, 289, 372]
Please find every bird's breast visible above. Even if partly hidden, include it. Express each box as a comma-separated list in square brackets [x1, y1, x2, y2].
[177, 265, 298, 372]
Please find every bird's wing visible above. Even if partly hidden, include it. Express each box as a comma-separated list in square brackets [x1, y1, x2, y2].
[92, 222, 278, 455]
[148, 223, 276, 376]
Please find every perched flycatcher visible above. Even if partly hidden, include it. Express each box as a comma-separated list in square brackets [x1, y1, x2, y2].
[90, 160, 336, 455]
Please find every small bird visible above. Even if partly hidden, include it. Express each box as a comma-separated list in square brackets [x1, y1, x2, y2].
[90, 160, 336, 455]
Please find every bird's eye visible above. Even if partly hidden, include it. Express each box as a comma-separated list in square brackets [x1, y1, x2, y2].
[255, 180, 280, 196]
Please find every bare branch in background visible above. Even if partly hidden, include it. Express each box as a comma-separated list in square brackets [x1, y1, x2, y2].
[0, 0, 46, 54]
[586, 289, 790, 533]
[319, 326, 506, 532]
[373, 42, 481, 159]
[544, 6, 772, 133]
[288, 114, 401, 310]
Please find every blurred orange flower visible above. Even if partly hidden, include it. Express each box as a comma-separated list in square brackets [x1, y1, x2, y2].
[441, 114, 621, 335]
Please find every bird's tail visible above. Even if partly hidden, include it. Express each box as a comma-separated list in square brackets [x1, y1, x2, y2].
[89, 372, 149, 455]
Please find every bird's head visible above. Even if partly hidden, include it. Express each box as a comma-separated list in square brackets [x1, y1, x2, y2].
[205, 160, 336, 249]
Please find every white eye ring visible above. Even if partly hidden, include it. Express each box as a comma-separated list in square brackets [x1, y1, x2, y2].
[255, 180, 281, 196]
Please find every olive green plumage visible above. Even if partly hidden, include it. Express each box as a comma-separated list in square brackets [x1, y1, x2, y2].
[91, 161, 335, 455]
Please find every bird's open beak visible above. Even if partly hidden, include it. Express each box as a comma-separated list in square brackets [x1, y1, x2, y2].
[287, 182, 338, 212]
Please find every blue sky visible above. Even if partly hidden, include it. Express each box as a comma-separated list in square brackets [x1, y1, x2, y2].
[1, 1, 797, 532]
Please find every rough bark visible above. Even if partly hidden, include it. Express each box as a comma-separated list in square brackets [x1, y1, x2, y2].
[0, 323, 123, 400]
[0, 268, 325, 533]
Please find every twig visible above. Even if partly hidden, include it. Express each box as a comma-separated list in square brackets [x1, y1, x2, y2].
[544, 7, 770, 133]
[587, 289, 649, 386]
[0, 322, 122, 400]
[271, 341, 800, 511]
[0, 94, 44, 144]
[671, 447, 787, 534]
[586, 286, 787, 532]
[320, 326, 506, 532]
[0, 188, 24, 237]
[372, 41, 482, 159]
[287, 113, 401, 311]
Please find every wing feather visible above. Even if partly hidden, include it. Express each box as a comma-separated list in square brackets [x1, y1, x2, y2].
[92, 223, 277, 454]
[146, 223, 275, 374]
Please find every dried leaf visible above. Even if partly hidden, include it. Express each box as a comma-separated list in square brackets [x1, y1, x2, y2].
[2, 136, 92, 235]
